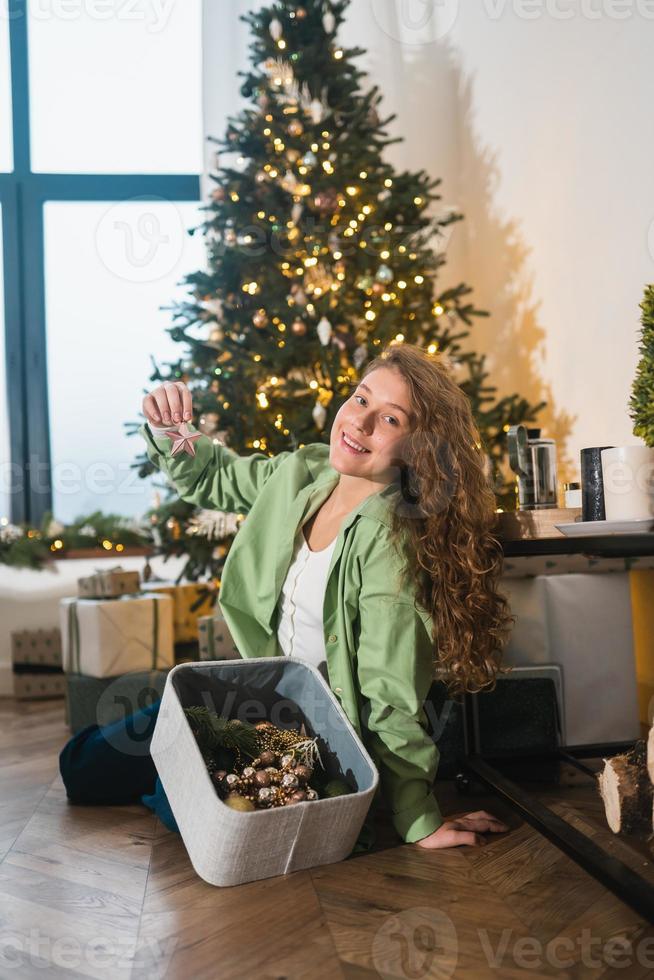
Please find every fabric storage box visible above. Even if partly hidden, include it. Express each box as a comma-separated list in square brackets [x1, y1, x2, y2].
[151, 658, 379, 887]
[60, 592, 174, 678]
[197, 605, 240, 661]
[65, 669, 169, 734]
[140, 582, 215, 644]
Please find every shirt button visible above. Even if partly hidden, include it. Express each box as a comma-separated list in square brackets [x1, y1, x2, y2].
[327, 634, 337, 643]
[334, 687, 343, 696]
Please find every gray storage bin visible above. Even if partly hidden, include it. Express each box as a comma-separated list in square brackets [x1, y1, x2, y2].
[150, 658, 379, 886]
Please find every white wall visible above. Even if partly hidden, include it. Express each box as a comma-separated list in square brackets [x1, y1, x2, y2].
[202, 0, 654, 487]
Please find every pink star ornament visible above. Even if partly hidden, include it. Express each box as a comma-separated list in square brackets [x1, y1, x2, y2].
[164, 422, 203, 457]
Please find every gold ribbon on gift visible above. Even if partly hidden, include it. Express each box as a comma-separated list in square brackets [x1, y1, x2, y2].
[67, 594, 160, 674]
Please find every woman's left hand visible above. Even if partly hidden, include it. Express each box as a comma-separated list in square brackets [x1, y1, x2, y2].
[414, 809, 510, 849]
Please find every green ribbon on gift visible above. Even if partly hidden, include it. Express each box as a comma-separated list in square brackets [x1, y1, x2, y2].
[67, 594, 160, 674]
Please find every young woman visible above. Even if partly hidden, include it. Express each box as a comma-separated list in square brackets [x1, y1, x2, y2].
[60, 342, 511, 850]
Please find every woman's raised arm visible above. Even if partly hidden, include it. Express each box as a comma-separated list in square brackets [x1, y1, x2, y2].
[140, 381, 293, 514]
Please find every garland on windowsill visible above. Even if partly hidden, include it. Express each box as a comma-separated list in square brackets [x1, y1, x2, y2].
[0, 509, 155, 570]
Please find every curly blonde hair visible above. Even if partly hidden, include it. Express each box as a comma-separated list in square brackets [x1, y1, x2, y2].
[360, 342, 515, 699]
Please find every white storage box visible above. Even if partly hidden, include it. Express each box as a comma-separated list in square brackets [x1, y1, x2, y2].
[501, 572, 640, 745]
[60, 592, 174, 678]
[151, 658, 379, 887]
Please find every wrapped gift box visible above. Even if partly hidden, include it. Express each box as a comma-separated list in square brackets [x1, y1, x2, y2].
[65, 669, 169, 734]
[11, 627, 64, 701]
[151, 659, 379, 887]
[77, 565, 141, 599]
[197, 605, 240, 661]
[140, 582, 215, 644]
[500, 572, 641, 744]
[11, 628, 62, 668]
[14, 671, 66, 700]
[60, 592, 174, 679]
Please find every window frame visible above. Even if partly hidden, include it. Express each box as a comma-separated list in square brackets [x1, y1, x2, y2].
[0, 0, 201, 524]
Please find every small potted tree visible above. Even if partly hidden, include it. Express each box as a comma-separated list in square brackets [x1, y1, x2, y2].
[601, 285, 654, 521]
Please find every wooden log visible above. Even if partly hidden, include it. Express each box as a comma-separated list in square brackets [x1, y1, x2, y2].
[597, 739, 653, 834]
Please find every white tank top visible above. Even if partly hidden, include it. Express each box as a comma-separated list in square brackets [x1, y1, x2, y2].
[276, 523, 337, 681]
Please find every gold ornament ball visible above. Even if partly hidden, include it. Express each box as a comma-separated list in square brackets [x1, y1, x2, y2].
[295, 6, 307, 18]
[224, 792, 256, 812]
[288, 119, 304, 138]
[165, 517, 181, 541]
[372, 282, 385, 296]
[291, 317, 307, 336]
[253, 309, 269, 329]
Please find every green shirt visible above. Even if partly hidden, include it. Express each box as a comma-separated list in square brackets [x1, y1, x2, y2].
[140, 422, 444, 843]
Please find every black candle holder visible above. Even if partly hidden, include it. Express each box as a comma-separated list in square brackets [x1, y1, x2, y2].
[580, 446, 615, 522]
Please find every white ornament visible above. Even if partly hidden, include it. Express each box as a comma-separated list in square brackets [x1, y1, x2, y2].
[78, 523, 97, 537]
[323, 10, 336, 33]
[291, 202, 304, 224]
[317, 316, 333, 345]
[353, 344, 367, 370]
[0, 522, 24, 543]
[312, 400, 327, 431]
[281, 169, 301, 194]
[46, 519, 65, 537]
[187, 509, 239, 541]
[263, 57, 294, 91]
[309, 99, 324, 124]
[269, 16, 283, 40]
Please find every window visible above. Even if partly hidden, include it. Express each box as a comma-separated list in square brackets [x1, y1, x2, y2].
[44, 200, 206, 522]
[0, 0, 203, 524]
[0, 207, 10, 520]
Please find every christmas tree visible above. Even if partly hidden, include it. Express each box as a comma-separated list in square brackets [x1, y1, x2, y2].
[629, 284, 654, 448]
[133, 0, 545, 582]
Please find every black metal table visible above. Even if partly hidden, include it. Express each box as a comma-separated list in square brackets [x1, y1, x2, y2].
[457, 531, 654, 924]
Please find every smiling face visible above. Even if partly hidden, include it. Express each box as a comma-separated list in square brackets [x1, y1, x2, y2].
[329, 366, 415, 484]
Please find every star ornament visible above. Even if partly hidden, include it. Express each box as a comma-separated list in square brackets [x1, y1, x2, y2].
[164, 422, 203, 457]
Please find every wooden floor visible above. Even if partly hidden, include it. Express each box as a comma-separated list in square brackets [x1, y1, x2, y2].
[1, 699, 653, 980]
